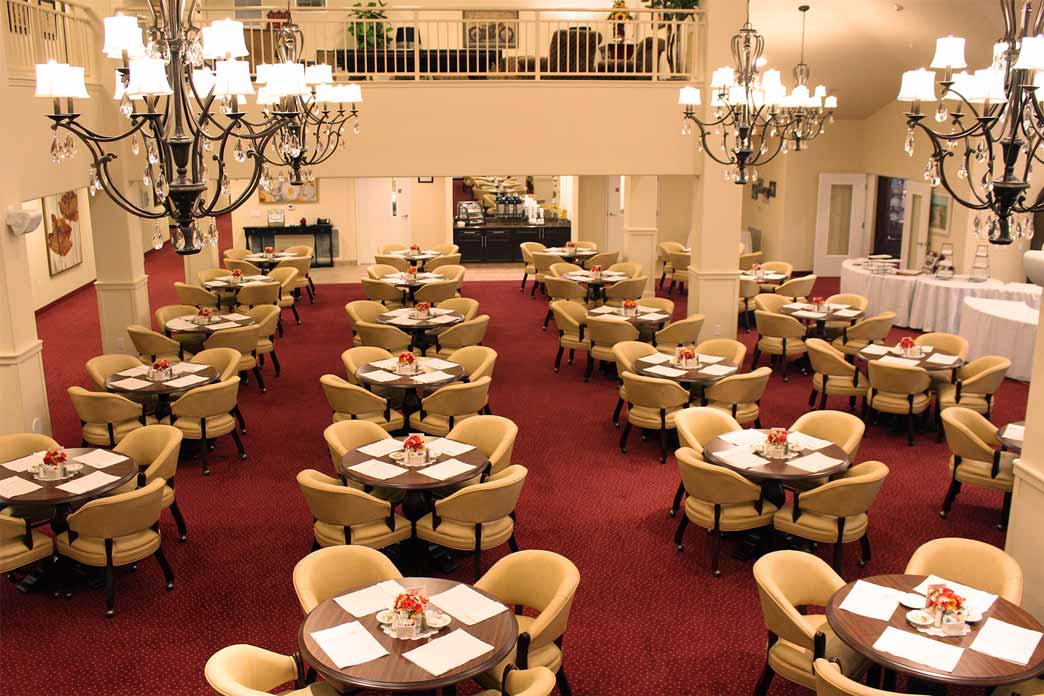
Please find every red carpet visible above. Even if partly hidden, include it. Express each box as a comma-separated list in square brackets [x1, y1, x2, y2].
[3, 250, 1027, 696]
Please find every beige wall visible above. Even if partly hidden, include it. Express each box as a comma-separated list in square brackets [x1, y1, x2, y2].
[657, 175, 694, 246]
[577, 175, 607, 249]
[22, 191, 98, 310]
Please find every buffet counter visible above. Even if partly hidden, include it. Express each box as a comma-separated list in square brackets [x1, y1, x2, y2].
[454, 218, 571, 263]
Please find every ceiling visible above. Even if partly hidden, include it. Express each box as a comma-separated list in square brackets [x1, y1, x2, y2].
[744, 0, 1008, 118]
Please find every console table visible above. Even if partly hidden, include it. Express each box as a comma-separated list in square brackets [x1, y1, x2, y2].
[454, 218, 571, 263]
[243, 224, 334, 267]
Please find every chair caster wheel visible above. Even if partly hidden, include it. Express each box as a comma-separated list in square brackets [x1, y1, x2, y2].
[166, 581, 174, 591]
[996, 524, 1007, 532]
[105, 609, 115, 618]
[938, 511, 947, 519]
[858, 560, 868, 568]
[179, 535, 187, 543]
[553, 368, 559, 373]
[668, 510, 676, 518]
[203, 469, 211, 476]
[239, 453, 247, 460]
[712, 570, 722, 578]
[675, 544, 683, 552]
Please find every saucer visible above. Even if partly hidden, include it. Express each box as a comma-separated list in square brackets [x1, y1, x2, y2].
[424, 610, 451, 629]
[906, 609, 933, 628]
[388, 451, 405, 462]
[376, 609, 395, 624]
[899, 592, 926, 609]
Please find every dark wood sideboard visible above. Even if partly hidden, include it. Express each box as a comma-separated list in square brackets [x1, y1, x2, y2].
[454, 219, 571, 263]
[243, 224, 335, 267]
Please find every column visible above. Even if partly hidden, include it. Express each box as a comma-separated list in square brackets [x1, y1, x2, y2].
[1005, 300, 1044, 621]
[623, 175, 658, 298]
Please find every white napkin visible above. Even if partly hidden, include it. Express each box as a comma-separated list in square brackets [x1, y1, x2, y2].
[827, 303, 850, 310]
[784, 302, 812, 310]
[425, 438, 476, 458]
[429, 585, 508, 626]
[925, 353, 959, 366]
[0, 476, 42, 498]
[347, 459, 407, 480]
[645, 365, 687, 378]
[714, 447, 769, 470]
[699, 364, 736, 377]
[861, 344, 890, 356]
[310, 621, 389, 669]
[204, 280, 228, 287]
[872, 626, 965, 673]
[334, 579, 406, 617]
[642, 312, 670, 321]
[222, 312, 251, 321]
[913, 576, 998, 614]
[385, 308, 413, 316]
[878, 356, 921, 368]
[1004, 424, 1025, 442]
[786, 431, 834, 451]
[239, 281, 268, 288]
[838, 580, 905, 621]
[363, 370, 400, 383]
[56, 470, 120, 495]
[111, 377, 153, 391]
[789, 451, 844, 474]
[369, 358, 401, 370]
[411, 370, 453, 384]
[166, 318, 198, 331]
[244, 275, 268, 281]
[969, 618, 1043, 666]
[696, 353, 724, 364]
[428, 315, 458, 324]
[116, 364, 151, 377]
[422, 358, 458, 371]
[835, 308, 862, 318]
[639, 353, 674, 365]
[429, 307, 454, 316]
[356, 439, 404, 457]
[402, 629, 494, 676]
[589, 306, 617, 315]
[72, 450, 128, 469]
[793, 310, 828, 320]
[417, 459, 475, 481]
[206, 321, 241, 331]
[2, 452, 44, 472]
[165, 374, 210, 389]
[719, 429, 767, 446]
[171, 362, 208, 375]
[390, 317, 422, 326]
[635, 305, 660, 314]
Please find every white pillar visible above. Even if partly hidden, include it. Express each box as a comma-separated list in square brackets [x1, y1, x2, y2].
[623, 175, 658, 298]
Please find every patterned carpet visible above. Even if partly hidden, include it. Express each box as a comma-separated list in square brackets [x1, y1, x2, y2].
[2, 245, 1026, 696]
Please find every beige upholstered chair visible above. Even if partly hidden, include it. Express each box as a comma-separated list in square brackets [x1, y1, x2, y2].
[674, 447, 777, 576]
[379, 242, 409, 254]
[112, 425, 187, 542]
[608, 261, 641, 278]
[550, 300, 590, 373]
[611, 340, 659, 427]
[319, 374, 403, 431]
[374, 253, 411, 272]
[604, 277, 648, 307]
[0, 433, 60, 462]
[433, 264, 466, 294]
[866, 361, 932, 446]
[774, 274, 817, 301]
[446, 415, 517, 482]
[55, 478, 172, 617]
[935, 355, 1010, 430]
[367, 263, 401, 280]
[754, 292, 789, 314]
[205, 644, 339, 696]
[154, 304, 197, 329]
[285, 245, 317, 292]
[759, 260, 793, 292]
[438, 297, 480, 321]
[823, 293, 869, 337]
[224, 259, 262, 276]
[814, 658, 924, 696]
[752, 550, 870, 693]
[670, 407, 743, 515]
[738, 278, 761, 331]
[520, 241, 546, 293]
[696, 338, 747, 367]
[268, 267, 301, 327]
[940, 407, 1016, 529]
[244, 305, 282, 377]
[408, 377, 491, 435]
[640, 297, 675, 314]
[170, 378, 245, 475]
[361, 277, 407, 308]
[530, 252, 564, 297]
[667, 251, 691, 295]
[297, 469, 410, 551]
[654, 315, 704, 354]
[292, 544, 403, 614]
[806, 338, 869, 411]
[414, 279, 458, 305]
[917, 332, 970, 386]
[549, 262, 583, 278]
[341, 346, 393, 385]
[619, 372, 691, 462]
[773, 461, 889, 572]
[474, 550, 580, 694]
[752, 310, 807, 382]
[128, 324, 187, 362]
[174, 282, 219, 309]
[740, 250, 764, 270]
[450, 345, 498, 382]
[204, 325, 265, 392]
[905, 536, 1022, 603]
[432, 243, 459, 255]
[542, 278, 586, 330]
[831, 312, 896, 358]
[0, 511, 53, 574]
[68, 387, 145, 448]
[234, 281, 280, 311]
[275, 256, 314, 303]
[190, 347, 241, 381]
[433, 315, 490, 358]
[321, 420, 402, 503]
[992, 679, 1044, 696]
[345, 299, 387, 345]
[355, 321, 412, 354]
[585, 315, 639, 382]
[416, 465, 527, 580]
[223, 248, 250, 262]
[426, 253, 462, 272]
[657, 241, 685, 289]
[475, 666, 556, 696]
[585, 250, 619, 268]
[86, 354, 144, 389]
[573, 240, 598, 250]
[704, 366, 771, 426]
[791, 410, 865, 460]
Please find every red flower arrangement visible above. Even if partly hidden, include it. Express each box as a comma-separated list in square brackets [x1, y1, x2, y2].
[152, 359, 170, 371]
[398, 352, 415, 366]
[926, 586, 965, 614]
[590, 265, 603, 273]
[678, 347, 695, 361]
[900, 336, 916, 349]
[231, 269, 243, 278]
[197, 307, 212, 318]
[403, 435, 425, 452]
[43, 450, 67, 467]
[565, 241, 576, 249]
[767, 428, 788, 446]
[415, 302, 430, 313]
[264, 246, 274, 254]
[410, 244, 421, 252]
[623, 299, 638, 310]
[394, 590, 428, 616]
[812, 296, 825, 306]
[408, 265, 418, 275]
[751, 263, 763, 272]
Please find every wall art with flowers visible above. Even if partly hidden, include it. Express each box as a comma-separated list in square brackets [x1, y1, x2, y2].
[42, 189, 85, 276]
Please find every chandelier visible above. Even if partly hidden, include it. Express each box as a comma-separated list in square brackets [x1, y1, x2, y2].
[898, 0, 1044, 245]
[256, 19, 361, 192]
[677, 1, 837, 185]
[34, 5, 359, 255]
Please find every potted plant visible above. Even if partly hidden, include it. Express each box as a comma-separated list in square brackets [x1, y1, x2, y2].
[607, 0, 633, 42]
[349, 0, 394, 50]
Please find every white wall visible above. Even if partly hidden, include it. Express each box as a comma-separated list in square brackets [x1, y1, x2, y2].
[22, 191, 98, 310]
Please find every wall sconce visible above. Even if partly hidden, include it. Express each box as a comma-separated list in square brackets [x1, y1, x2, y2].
[751, 180, 777, 201]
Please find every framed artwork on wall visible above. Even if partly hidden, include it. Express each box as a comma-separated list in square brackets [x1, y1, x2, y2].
[929, 191, 951, 237]
[42, 189, 84, 276]
[259, 179, 319, 204]
[463, 10, 518, 49]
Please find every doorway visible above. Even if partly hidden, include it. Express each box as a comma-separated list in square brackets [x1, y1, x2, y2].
[869, 176, 930, 269]
[813, 173, 870, 275]
[355, 178, 411, 264]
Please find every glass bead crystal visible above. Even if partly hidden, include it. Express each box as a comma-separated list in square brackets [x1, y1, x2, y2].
[119, 94, 133, 118]
[353, 120, 361, 135]
[142, 167, 152, 189]
[904, 127, 915, 157]
[131, 134, 140, 156]
[50, 135, 61, 164]
[233, 140, 247, 163]
[147, 147, 159, 165]
[152, 223, 164, 250]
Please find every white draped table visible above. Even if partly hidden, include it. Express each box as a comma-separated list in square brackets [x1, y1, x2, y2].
[839, 259, 920, 327]
[959, 297, 1039, 382]
[907, 275, 1006, 333]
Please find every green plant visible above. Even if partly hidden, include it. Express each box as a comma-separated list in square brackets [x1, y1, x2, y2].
[349, 0, 393, 49]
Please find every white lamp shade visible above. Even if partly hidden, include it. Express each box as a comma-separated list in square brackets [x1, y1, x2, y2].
[1034, 70, 1044, 90]
[678, 85, 701, 106]
[930, 36, 966, 69]
[993, 41, 1010, 63]
[974, 67, 1007, 103]
[727, 84, 746, 105]
[265, 62, 308, 98]
[1016, 35, 1044, 71]
[761, 69, 783, 93]
[763, 82, 785, 107]
[790, 84, 810, 101]
[304, 63, 333, 85]
[204, 19, 248, 59]
[126, 57, 172, 97]
[255, 85, 279, 106]
[813, 84, 827, 98]
[710, 67, 735, 89]
[897, 68, 936, 102]
[214, 59, 254, 96]
[255, 63, 273, 84]
[35, 61, 89, 99]
[112, 69, 133, 100]
[191, 68, 216, 97]
[103, 14, 146, 59]
[823, 95, 838, 109]
[949, 71, 978, 100]
[328, 83, 363, 104]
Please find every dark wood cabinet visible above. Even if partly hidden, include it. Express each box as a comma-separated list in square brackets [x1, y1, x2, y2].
[243, 224, 335, 267]
[453, 219, 572, 263]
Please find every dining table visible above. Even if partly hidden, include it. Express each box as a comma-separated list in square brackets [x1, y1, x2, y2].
[242, 251, 303, 271]
[356, 358, 466, 424]
[583, 305, 672, 330]
[857, 344, 965, 384]
[202, 274, 280, 309]
[826, 574, 1044, 691]
[780, 302, 864, 338]
[739, 271, 787, 286]
[544, 246, 599, 267]
[632, 351, 740, 403]
[381, 272, 446, 304]
[389, 249, 442, 271]
[378, 309, 465, 354]
[562, 270, 629, 303]
[298, 576, 518, 694]
[105, 362, 219, 420]
[163, 312, 256, 336]
[998, 421, 1025, 452]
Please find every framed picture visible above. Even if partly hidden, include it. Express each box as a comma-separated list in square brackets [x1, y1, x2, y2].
[417, 177, 434, 184]
[463, 10, 518, 49]
[929, 191, 951, 236]
[267, 209, 286, 226]
[259, 179, 319, 204]
[42, 189, 84, 276]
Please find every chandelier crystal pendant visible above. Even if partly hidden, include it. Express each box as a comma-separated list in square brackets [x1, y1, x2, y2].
[36, 5, 298, 255]
[898, 0, 1044, 245]
[255, 20, 362, 191]
[677, 1, 837, 184]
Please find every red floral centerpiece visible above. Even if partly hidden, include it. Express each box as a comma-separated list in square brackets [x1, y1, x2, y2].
[392, 590, 429, 638]
[264, 245, 274, 256]
[674, 346, 696, 368]
[765, 428, 789, 457]
[622, 298, 638, 317]
[413, 301, 431, 319]
[811, 296, 825, 309]
[150, 358, 173, 380]
[590, 264, 603, 279]
[565, 241, 577, 249]
[396, 352, 416, 375]
[751, 263, 764, 277]
[231, 268, 243, 279]
[194, 307, 213, 325]
[40, 449, 67, 480]
[926, 585, 966, 633]
[402, 434, 427, 467]
[409, 243, 421, 253]
[898, 336, 920, 357]
[406, 264, 418, 279]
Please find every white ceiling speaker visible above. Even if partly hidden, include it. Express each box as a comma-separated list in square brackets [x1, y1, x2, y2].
[5, 204, 42, 236]
[1024, 250, 1044, 286]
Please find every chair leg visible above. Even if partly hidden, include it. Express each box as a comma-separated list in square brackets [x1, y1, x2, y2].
[568, 349, 575, 365]
[103, 544, 116, 618]
[554, 346, 564, 373]
[507, 534, 519, 552]
[906, 412, 915, 446]
[999, 491, 1012, 531]
[781, 355, 789, 382]
[543, 309, 552, 330]
[169, 500, 188, 542]
[472, 550, 482, 583]
[520, 272, 528, 292]
[711, 529, 722, 578]
[291, 304, 301, 325]
[232, 405, 247, 433]
[199, 435, 210, 476]
[833, 541, 844, 573]
[253, 366, 266, 393]
[940, 479, 962, 518]
[808, 388, 818, 408]
[612, 397, 624, 427]
[230, 430, 247, 460]
[530, 279, 538, 297]
[555, 667, 573, 696]
[659, 271, 666, 289]
[670, 482, 685, 517]
[849, 396, 856, 413]
[277, 318, 284, 338]
[818, 389, 828, 410]
[619, 421, 632, 453]
[306, 284, 314, 303]
[584, 352, 594, 382]
[270, 350, 281, 377]
[154, 546, 175, 591]
[751, 346, 761, 369]
[659, 427, 668, 464]
[753, 660, 775, 696]
[859, 534, 871, 567]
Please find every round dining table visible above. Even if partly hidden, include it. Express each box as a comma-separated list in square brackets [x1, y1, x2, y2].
[781, 303, 864, 338]
[827, 574, 1044, 689]
[563, 270, 628, 303]
[163, 314, 256, 336]
[105, 364, 219, 420]
[243, 251, 303, 271]
[857, 345, 965, 383]
[389, 250, 441, 270]
[299, 577, 518, 694]
[583, 308, 671, 330]
[357, 360, 466, 423]
[739, 271, 787, 286]
[202, 275, 280, 309]
[378, 311, 465, 354]
[632, 353, 740, 403]
[544, 247, 599, 267]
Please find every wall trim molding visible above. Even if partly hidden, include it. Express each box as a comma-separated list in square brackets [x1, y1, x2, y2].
[94, 275, 149, 292]
[0, 339, 43, 366]
[689, 269, 741, 280]
[1015, 457, 1044, 495]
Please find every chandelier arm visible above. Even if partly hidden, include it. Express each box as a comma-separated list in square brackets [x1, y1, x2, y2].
[95, 155, 169, 220]
[749, 129, 785, 166]
[207, 145, 271, 218]
[917, 129, 993, 212]
[52, 114, 156, 145]
[958, 144, 991, 207]
[196, 120, 268, 214]
[692, 125, 738, 166]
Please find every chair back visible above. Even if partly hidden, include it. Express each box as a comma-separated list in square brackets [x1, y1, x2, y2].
[432, 244, 459, 255]
[223, 248, 250, 261]
[904, 537, 1023, 604]
[814, 658, 924, 696]
[547, 26, 601, 72]
[754, 293, 788, 314]
[323, 420, 391, 463]
[573, 240, 598, 250]
[68, 386, 142, 425]
[586, 315, 639, 349]
[753, 550, 844, 649]
[66, 477, 165, 540]
[761, 261, 793, 279]
[532, 252, 564, 274]
[341, 346, 393, 383]
[320, 375, 388, 419]
[0, 433, 60, 462]
[174, 282, 219, 309]
[775, 274, 817, 300]
[367, 263, 401, 280]
[355, 322, 411, 353]
[436, 465, 527, 524]
[656, 315, 704, 347]
[705, 366, 771, 405]
[674, 407, 741, 452]
[114, 424, 182, 483]
[605, 277, 647, 302]
[609, 261, 642, 278]
[916, 332, 969, 359]
[739, 251, 764, 270]
[438, 315, 490, 350]
[800, 461, 889, 518]
[204, 324, 259, 356]
[551, 300, 586, 335]
[657, 241, 684, 264]
[611, 340, 658, 375]
[446, 415, 518, 475]
[696, 339, 747, 366]
[170, 378, 240, 420]
[437, 297, 479, 320]
[587, 251, 619, 268]
[422, 377, 491, 417]
[297, 469, 392, 528]
[549, 262, 582, 277]
[292, 545, 403, 613]
[434, 264, 466, 286]
[846, 312, 896, 342]
[374, 254, 410, 272]
[414, 279, 458, 304]
[267, 267, 298, 292]
[154, 304, 198, 330]
[503, 667, 557, 696]
[826, 293, 869, 311]
[361, 277, 406, 305]
[86, 354, 144, 389]
[274, 256, 312, 280]
[868, 361, 930, 396]
[127, 324, 181, 361]
[225, 259, 262, 275]
[668, 251, 691, 276]
[639, 297, 675, 314]
[426, 254, 462, 271]
[676, 447, 762, 504]
[807, 338, 857, 377]
[345, 300, 387, 327]
[243, 305, 280, 340]
[198, 268, 228, 284]
[543, 277, 586, 303]
[449, 345, 497, 381]
[941, 407, 999, 461]
[755, 311, 806, 339]
[191, 347, 241, 381]
[739, 279, 760, 301]
[379, 242, 408, 254]
[621, 372, 690, 409]
[520, 242, 546, 265]
[958, 355, 1010, 396]
[234, 282, 280, 308]
[791, 410, 865, 459]
[284, 245, 314, 257]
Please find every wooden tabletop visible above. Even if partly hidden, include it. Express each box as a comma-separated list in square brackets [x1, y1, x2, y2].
[857, 346, 965, 371]
[740, 272, 786, 284]
[357, 361, 466, 391]
[704, 430, 850, 482]
[563, 271, 628, 287]
[378, 310, 465, 332]
[164, 314, 256, 335]
[105, 364, 219, 396]
[244, 253, 301, 263]
[0, 447, 138, 507]
[545, 248, 598, 259]
[203, 276, 279, 292]
[998, 421, 1025, 451]
[381, 274, 443, 289]
[583, 309, 671, 328]
[781, 303, 865, 324]
[827, 574, 1044, 687]
[633, 355, 740, 385]
[299, 577, 518, 692]
[390, 251, 441, 261]
[341, 436, 489, 491]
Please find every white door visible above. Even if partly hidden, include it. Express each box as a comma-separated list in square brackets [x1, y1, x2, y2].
[814, 173, 870, 276]
[605, 175, 625, 251]
[900, 180, 931, 270]
[355, 178, 411, 263]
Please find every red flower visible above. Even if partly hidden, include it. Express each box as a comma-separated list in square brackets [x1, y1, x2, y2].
[812, 296, 825, 305]
[565, 241, 576, 248]
[752, 263, 762, 271]
[153, 359, 170, 370]
[767, 428, 788, 445]
[403, 435, 425, 452]
[623, 299, 637, 309]
[900, 337, 915, 349]
[679, 348, 695, 360]
[591, 265, 603, 273]
[415, 302, 430, 312]
[398, 352, 415, 365]
[43, 449, 67, 466]
[197, 308, 212, 318]
[232, 269, 242, 278]
[264, 246, 274, 254]
[394, 590, 428, 615]
[408, 265, 418, 274]
[926, 586, 965, 613]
